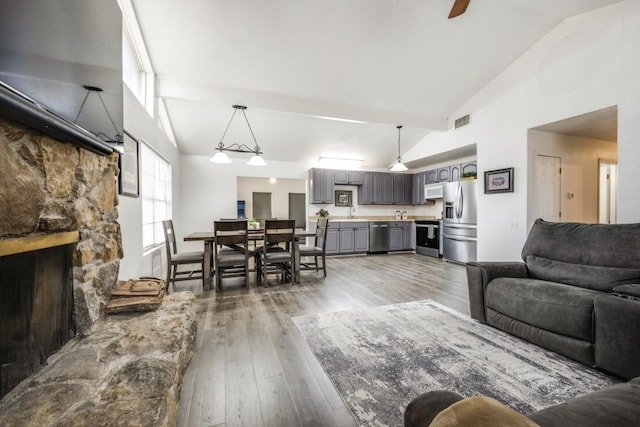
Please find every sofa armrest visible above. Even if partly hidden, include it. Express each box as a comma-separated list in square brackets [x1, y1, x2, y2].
[612, 284, 640, 299]
[404, 390, 464, 427]
[466, 262, 528, 322]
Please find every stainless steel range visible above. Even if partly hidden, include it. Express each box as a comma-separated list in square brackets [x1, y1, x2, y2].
[415, 220, 441, 257]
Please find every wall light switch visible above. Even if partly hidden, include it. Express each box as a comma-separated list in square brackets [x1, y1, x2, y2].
[567, 192, 575, 199]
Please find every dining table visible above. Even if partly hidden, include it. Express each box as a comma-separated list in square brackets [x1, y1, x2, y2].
[184, 228, 316, 290]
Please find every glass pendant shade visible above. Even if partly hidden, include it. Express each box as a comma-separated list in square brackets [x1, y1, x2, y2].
[247, 154, 267, 166]
[210, 151, 232, 163]
[390, 161, 408, 172]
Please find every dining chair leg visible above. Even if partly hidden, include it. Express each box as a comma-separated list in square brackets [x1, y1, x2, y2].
[322, 254, 327, 277]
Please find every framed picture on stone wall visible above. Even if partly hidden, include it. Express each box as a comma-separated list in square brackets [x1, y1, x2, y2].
[119, 131, 139, 197]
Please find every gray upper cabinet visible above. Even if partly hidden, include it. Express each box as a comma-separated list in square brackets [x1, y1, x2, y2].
[335, 170, 364, 185]
[437, 167, 449, 183]
[348, 171, 363, 185]
[393, 174, 413, 205]
[310, 168, 335, 204]
[374, 173, 394, 205]
[412, 173, 425, 205]
[461, 161, 477, 178]
[425, 169, 438, 185]
[358, 172, 374, 204]
[449, 164, 461, 182]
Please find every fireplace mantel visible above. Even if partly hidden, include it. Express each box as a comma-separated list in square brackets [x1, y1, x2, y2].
[0, 231, 80, 257]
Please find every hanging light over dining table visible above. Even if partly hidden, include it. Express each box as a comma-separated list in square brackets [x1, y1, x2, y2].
[210, 105, 266, 166]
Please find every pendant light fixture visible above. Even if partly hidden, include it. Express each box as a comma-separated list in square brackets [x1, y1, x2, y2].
[390, 125, 408, 172]
[210, 105, 266, 166]
[74, 85, 124, 153]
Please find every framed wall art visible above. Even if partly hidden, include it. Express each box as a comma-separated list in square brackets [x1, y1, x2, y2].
[119, 131, 140, 197]
[335, 190, 353, 207]
[484, 167, 514, 194]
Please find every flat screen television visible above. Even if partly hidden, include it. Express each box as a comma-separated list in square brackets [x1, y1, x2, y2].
[0, 0, 123, 154]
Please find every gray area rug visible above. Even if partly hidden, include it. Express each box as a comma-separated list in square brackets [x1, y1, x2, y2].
[293, 300, 619, 427]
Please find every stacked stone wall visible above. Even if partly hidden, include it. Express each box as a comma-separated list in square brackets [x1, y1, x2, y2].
[0, 118, 122, 334]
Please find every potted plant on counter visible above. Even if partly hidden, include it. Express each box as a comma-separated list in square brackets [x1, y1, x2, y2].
[315, 208, 329, 218]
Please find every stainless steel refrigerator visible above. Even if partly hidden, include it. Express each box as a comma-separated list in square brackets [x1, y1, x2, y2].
[442, 180, 477, 263]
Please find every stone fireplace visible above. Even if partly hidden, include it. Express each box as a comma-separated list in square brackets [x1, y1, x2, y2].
[0, 117, 122, 397]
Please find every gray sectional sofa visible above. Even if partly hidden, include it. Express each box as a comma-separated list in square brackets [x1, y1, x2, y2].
[404, 219, 640, 426]
[466, 218, 640, 379]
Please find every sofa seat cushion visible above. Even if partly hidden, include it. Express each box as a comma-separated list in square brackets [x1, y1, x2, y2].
[526, 255, 640, 292]
[486, 278, 599, 342]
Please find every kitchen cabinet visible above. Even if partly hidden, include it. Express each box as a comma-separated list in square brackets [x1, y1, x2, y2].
[425, 169, 438, 185]
[393, 174, 413, 205]
[437, 167, 449, 182]
[310, 168, 335, 204]
[461, 161, 477, 178]
[325, 222, 340, 255]
[389, 224, 403, 251]
[334, 170, 364, 185]
[449, 164, 461, 182]
[357, 172, 374, 204]
[402, 222, 415, 250]
[412, 173, 425, 205]
[374, 172, 394, 205]
[326, 222, 369, 254]
[355, 226, 369, 252]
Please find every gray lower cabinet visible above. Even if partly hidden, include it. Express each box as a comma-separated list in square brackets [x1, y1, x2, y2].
[326, 222, 369, 254]
[389, 225, 403, 251]
[355, 227, 369, 252]
[390, 221, 415, 251]
[403, 222, 415, 250]
[325, 224, 340, 255]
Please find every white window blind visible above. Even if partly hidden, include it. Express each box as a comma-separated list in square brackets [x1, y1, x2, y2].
[141, 143, 172, 249]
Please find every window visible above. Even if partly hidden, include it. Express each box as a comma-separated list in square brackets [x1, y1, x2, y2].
[141, 143, 172, 249]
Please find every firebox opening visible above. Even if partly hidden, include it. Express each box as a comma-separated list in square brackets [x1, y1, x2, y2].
[0, 244, 75, 398]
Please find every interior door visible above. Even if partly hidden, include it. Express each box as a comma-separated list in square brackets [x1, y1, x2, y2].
[598, 160, 618, 224]
[252, 192, 272, 221]
[535, 155, 561, 221]
[288, 193, 306, 228]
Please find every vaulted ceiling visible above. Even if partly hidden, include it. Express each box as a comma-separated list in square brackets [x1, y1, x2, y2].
[131, 0, 621, 169]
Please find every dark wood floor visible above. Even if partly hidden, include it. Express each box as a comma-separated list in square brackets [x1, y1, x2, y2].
[174, 253, 469, 427]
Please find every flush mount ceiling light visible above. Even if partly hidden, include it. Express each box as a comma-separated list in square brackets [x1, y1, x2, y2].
[210, 104, 266, 166]
[390, 125, 408, 172]
[74, 85, 124, 153]
[318, 157, 363, 170]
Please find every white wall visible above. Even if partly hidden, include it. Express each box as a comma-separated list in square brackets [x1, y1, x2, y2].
[527, 130, 617, 226]
[237, 177, 305, 220]
[118, 86, 182, 279]
[179, 155, 309, 251]
[403, 2, 639, 261]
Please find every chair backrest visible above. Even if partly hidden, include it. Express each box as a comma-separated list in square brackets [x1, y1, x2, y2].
[264, 219, 295, 247]
[214, 220, 248, 247]
[162, 220, 178, 258]
[315, 218, 329, 251]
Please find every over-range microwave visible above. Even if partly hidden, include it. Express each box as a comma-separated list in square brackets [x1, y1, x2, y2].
[424, 184, 444, 200]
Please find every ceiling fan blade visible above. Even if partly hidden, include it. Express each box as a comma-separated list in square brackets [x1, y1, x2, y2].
[448, 0, 471, 19]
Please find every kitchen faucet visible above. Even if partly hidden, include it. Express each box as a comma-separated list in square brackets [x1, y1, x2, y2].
[348, 204, 354, 219]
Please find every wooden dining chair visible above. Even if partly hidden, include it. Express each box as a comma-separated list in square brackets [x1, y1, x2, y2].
[255, 219, 295, 286]
[298, 218, 329, 277]
[162, 220, 205, 291]
[213, 220, 250, 290]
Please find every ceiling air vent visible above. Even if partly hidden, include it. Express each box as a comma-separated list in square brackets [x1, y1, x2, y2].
[454, 114, 470, 129]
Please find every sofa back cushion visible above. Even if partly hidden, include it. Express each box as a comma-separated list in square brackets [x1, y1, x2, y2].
[526, 255, 640, 292]
[522, 219, 640, 268]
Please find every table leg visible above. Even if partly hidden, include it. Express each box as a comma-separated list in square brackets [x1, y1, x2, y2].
[203, 240, 213, 291]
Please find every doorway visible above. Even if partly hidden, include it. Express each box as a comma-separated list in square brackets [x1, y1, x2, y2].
[288, 193, 306, 229]
[535, 155, 561, 221]
[598, 160, 618, 224]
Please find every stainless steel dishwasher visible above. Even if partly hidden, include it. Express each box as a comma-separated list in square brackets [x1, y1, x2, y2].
[369, 222, 390, 253]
